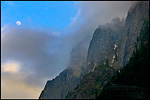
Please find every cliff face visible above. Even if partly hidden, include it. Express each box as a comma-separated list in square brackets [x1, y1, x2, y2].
[66, 1, 149, 99]
[122, 1, 149, 67]
[98, 20, 150, 99]
[87, 17, 125, 72]
[66, 17, 125, 99]
[87, 1, 149, 71]
[66, 64, 116, 99]
[39, 37, 90, 99]
[39, 1, 149, 99]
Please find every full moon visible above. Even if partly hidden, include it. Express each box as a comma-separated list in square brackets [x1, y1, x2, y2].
[16, 21, 21, 26]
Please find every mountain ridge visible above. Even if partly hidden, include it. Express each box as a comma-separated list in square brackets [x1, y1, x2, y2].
[39, 1, 149, 99]
[65, 1, 149, 99]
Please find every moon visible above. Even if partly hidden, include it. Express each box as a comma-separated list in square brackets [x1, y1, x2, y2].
[16, 21, 21, 26]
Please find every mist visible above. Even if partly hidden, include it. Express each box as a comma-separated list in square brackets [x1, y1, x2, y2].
[1, 1, 135, 98]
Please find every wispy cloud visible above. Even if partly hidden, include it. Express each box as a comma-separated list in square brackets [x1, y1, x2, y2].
[1, 76, 42, 99]
[5, 1, 14, 6]
[1, 1, 134, 99]
[16, 21, 21, 26]
[70, 9, 81, 27]
[2, 61, 20, 73]
[1, 26, 58, 98]
[1, 24, 8, 33]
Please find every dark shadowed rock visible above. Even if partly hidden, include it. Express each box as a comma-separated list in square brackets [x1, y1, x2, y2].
[65, 1, 149, 99]
[39, 1, 149, 99]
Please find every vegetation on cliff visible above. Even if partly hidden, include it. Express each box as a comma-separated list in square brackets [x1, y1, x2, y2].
[98, 20, 149, 99]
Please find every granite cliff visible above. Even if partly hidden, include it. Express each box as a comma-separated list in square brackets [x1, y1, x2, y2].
[39, 1, 149, 99]
[66, 1, 149, 99]
[66, 17, 125, 99]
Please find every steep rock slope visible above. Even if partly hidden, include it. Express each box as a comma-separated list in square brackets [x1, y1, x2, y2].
[66, 1, 149, 99]
[39, 1, 149, 99]
[87, 17, 125, 71]
[39, 37, 90, 99]
[122, 1, 149, 67]
[98, 20, 149, 99]
[66, 64, 116, 99]
[66, 17, 125, 99]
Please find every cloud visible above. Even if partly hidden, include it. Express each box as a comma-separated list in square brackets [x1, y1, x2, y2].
[1, 27, 59, 79]
[16, 21, 21, 26]
[70, 1, 133, 29]
[1, 26, 64, 98]
[70, 9, 81, 27]
[2, 61, 20, 73]
[66, 1, 133, 48]
[5, 1, 14, 6]
[1, 1, 134, 99]
[1, 24, 8, 33]
[1, 76, 42, 99]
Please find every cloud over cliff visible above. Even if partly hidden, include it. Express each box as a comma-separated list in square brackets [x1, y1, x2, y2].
[1, 1, 134, 98]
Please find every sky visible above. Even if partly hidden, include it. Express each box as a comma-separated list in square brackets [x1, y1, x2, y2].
[1, 1, 134, 99]
[1, 1, 79, 30]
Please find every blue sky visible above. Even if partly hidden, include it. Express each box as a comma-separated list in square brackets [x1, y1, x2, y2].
[1, 1, 132, 99]
[1, 1, 81, 98]
[1, 1, 78, 30]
